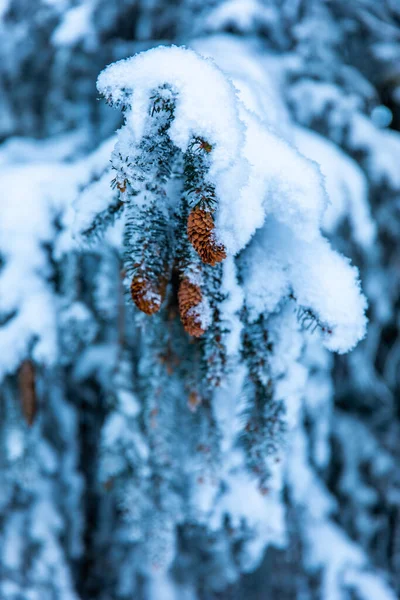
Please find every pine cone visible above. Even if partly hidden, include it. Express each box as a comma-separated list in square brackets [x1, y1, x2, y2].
[18, 360, 37, 426]
[117, 180, 127, 193]
[130, 274, 165, 315]
[187, 207, 226, 266]
[188, 391, 202, 412]
[178, 278, 205, 337]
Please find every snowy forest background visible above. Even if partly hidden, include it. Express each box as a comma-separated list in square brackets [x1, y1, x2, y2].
[1, 1, 400, 599]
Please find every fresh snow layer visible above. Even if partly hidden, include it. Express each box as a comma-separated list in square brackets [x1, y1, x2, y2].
[217, 109, 327, 254]
[97, 45, 244, 173]
[242, 218, 367, 353]
[0, 163, 78, 379]
[294, 126, 375, 248]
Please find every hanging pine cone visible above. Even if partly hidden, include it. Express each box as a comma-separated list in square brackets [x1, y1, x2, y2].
[187, 206, 226, 266]
[178, 278, 205, 337]
[117, 179, 127, 193]
[130, 274, 165, 315]
[188, 390, 202, 412]
[18, 360, 37, 426]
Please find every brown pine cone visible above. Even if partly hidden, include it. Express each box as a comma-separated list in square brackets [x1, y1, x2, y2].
[178, 278, 205, 337]
[18, 360, 37, 426]
[187, 206, 226, 266]
[188, 391, 202, 412]
[117, 180, 127, 193]
[130, 274, 165, 315]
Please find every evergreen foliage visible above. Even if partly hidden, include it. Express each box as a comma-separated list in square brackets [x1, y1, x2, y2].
[0, 1, 400, 599]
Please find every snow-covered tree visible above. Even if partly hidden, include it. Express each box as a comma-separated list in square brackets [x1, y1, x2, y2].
[0, 1, 399, 599]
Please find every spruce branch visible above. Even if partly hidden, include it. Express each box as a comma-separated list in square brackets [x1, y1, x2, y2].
[296, 305, 333, 336]
[240, 315, 286, 490]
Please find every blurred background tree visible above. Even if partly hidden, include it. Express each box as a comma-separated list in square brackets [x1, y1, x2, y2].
[0, 1, 399, 599]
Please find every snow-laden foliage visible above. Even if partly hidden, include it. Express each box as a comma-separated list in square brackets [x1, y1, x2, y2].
[0, 1, 400, 599]
[69, 43, 369, 596]
[86, 46, 366, 353]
